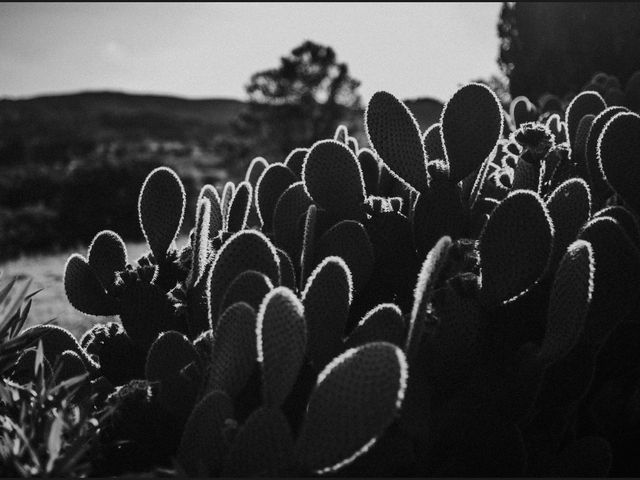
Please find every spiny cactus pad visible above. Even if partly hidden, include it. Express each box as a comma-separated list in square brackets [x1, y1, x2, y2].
[256, 163, 298, 232]
[302, 256, 353, 370]
[209, 302, 257, 397]
[177, 389, 235, 476]
[284, 148, 308, 178]
[200, 184, 224, 237]
[423, 122, 445, 162]
[299, 204, 318, 290]
[145, 330, 197, 382]
[593, 205, 640, 248]
[87, 230, 128, 289]
[422, 283, 482, 379]
[538, 240, 594, 366]
[510, 95, 538, 128]
[57, 350, 88, 382]
[441, 83, 504, 183]
[276, 248, 297, 290]
[565, 91, 606, 150]
[222, 406, 295, 476]
[334, 124, 349, 144]
[138, 167, 186, 263]
[578, 217, 640, 346]
[226, 181, 253, 233]
[406, 235, 452, 357]
[273, 181, 313, 262]
[220, 181, 236, 230]
[545, 178, 592, 273]
[296, 342, 408, 474]
[208, 229, 280, 323]
[357, 148, 380, 196]
[315, 220, 374, 295]
[257, 287, 307, 407]
[190, 197, 211, 286]
[303, 140, 366, 221]
[245, 157, 269, 187]
[345, 303, 405, 349]
[585, 107, 628, 201]
[412, 181, 466, 260]
[479, 190, 553, 305]
[64, 254, 119, 316]
[21, 324, 97, 372]
[598, 111, 640, 214]
[118, 279, 178, 350]
[221, 270, 273, 313]
[365, 91, 429, 193]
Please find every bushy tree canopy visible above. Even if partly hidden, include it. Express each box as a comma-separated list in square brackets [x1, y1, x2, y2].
[498, 2, 640, 102]
[216, 41, 362, 177]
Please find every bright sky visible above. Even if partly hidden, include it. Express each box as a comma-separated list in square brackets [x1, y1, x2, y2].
[0, 2, 503, 103]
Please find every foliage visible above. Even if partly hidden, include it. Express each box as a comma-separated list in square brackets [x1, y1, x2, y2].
[0, 342, 108, 477]
[214, 41, 363, 176]
[498, 2, 640, 101]
[0, 273, 43, 375]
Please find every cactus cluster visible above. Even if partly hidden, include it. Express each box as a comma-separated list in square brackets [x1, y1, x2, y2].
[7, 70, 640, 477]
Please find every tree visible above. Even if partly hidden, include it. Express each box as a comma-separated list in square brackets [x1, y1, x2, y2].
[214, 41, 362, 178]
[498, 3, 640, 102]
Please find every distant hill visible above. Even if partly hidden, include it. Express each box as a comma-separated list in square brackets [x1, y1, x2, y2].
[0, 91, 246, 165]
[0, 91, 443, 165]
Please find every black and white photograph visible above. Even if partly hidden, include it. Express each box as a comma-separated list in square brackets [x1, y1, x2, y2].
[1, 2, 640, 477]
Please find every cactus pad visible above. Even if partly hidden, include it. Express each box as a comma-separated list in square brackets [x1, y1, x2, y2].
[200, 184, 224, 237]
[64, 254, 119, 316]
[273, 181, 313, 262]
[296, 342, 408, 474]
[598, 111, 640, 214]
[177, 389, 235, 476]
[345, 303, 405, 349]
[357, 148, 380, 196]
[245, 157, 269, 187]
[479, 190, 553, 305]
[315, 220, 374, 295]
[145, 330, 197, 382]
[209, 302, 257, 397]
[138, 167, 186, 263]
[406, 236, 452, 357]
[302, 140, 366, 221]
[284, 148, 308, 178]
[256, 163, 298, 232]
[221, 270, 273, 313]
[578, 217, 640, 346]
[585, 107, 627, 201]
[257, 287, 307, 408]
[441, 83, 504, 183]
[87, 230, 128, 289]
[302, 256, 353, 370]
[226, 181, 253, 232]
[565, 91, 606, 149]
[539, 240, 594, 366]
[365, 91, 429, 193]
[545, 178, 592, 273]
[208, 229, 280, 323]
[222, 406, 295, 476]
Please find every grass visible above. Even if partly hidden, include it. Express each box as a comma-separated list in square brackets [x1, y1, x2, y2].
[0, 237, 187, 339]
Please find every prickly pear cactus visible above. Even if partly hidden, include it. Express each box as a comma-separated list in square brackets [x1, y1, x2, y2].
[48, 77, 640, 478]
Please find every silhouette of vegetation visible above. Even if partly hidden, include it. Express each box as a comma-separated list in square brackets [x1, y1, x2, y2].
[498, 2, 640, 101]
[214, 40, 363, 177]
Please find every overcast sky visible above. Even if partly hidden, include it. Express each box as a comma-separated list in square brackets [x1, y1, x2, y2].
[0, 2, 503, 103]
